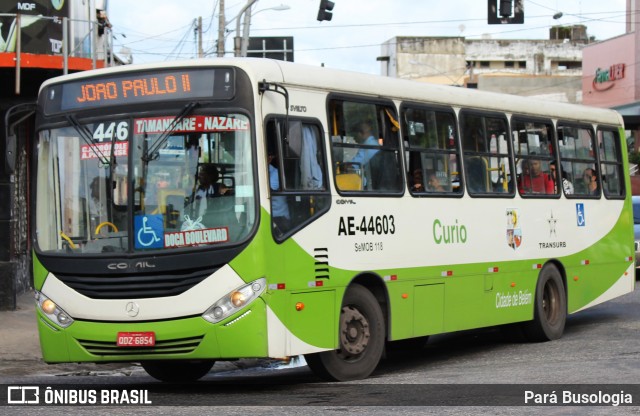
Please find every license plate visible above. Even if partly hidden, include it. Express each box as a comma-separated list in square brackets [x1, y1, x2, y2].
[116, 332, 155, 347]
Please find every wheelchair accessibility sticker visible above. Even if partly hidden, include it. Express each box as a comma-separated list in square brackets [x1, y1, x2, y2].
[135, 215, 164, 249]
[576, 203, 586, 227]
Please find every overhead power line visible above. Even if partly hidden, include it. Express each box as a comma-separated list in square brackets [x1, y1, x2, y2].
[111, 6, 632, 62]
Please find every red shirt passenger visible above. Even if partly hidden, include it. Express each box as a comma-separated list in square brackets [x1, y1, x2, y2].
[518, 159, 554, 194]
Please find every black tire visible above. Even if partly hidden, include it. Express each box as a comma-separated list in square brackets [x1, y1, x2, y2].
[305, 284, 385, 381]
[521, 263, 567, 342]
[141, 360, 215, 382]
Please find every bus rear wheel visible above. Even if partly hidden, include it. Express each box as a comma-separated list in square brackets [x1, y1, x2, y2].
[522, 263, 567, 342]
[141, 360, 215, 382]
[305, 284, 385, 381]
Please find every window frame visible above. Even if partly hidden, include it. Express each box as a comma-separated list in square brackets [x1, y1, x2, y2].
[511, 115, 560, 199]
[459, 109, 515, 198]
[264, 115, 331, 242]
[400, 102, 463, 198]
[597, 125, 626, 200]
[557, 122, 600, 199]
[327, 94, 404, 196]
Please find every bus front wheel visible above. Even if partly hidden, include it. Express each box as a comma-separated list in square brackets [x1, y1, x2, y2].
[141, 360, 215, 382]
[522, 263, 567, 342]
[305, 284, 385, 381]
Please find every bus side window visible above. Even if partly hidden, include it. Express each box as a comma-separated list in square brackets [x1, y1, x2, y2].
[558, 124, 599, 198]
[329, 99, 402, 193]
[460, 111, 513, 196]
[513, 118, 558, 197]
[597, 128, 625, 198]
[401, 105, 461, 195]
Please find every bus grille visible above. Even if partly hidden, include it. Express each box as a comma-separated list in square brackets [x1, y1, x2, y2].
[77, 335, 203, 356]
[54, 267, 216, 299]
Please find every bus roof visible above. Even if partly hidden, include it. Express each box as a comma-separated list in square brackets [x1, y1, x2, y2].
[40, 58, 624, 127]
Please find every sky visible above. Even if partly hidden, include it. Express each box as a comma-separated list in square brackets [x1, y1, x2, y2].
[107, 0, 631, 75]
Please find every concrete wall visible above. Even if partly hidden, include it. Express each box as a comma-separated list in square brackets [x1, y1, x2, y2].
[382, 37, 467, 81]
[466, 39, 583, 76]
[478, 75, 583, 103]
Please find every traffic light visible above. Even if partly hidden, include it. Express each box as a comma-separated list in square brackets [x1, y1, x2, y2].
[488, 0, 524, 24]
[317, 0, 334, 22]
[499, 0, 512, 18]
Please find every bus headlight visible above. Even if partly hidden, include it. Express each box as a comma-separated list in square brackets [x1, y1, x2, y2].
[35, 291, 74, 328]
[202, 278, 266, 324]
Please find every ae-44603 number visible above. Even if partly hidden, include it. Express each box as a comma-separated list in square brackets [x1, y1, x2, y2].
[338, 215, 396, 236]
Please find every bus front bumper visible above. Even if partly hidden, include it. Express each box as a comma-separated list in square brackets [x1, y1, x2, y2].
[36, 298, 268, 363]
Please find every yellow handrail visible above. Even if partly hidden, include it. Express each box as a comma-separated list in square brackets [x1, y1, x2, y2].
[95, 221, 118, 235]
[59, 231, 76, 249]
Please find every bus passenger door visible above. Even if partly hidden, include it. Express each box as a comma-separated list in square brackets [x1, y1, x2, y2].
[264, 117, 331, 241]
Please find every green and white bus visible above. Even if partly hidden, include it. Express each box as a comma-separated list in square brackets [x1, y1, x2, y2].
[28, 59, 634, 381]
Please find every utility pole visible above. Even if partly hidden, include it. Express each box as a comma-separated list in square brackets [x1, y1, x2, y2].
[240, 5, 253, 57]
[217, 0, 226, 57]
[197, 16, 203, 58]
[234, 0, 258, 57]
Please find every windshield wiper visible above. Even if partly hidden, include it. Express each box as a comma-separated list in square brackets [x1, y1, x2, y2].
[142, 102, 199, 162]
[65, 114, 111, 166]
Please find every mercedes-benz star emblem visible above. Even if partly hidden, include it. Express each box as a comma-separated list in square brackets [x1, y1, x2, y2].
[125, 301, 140, 317]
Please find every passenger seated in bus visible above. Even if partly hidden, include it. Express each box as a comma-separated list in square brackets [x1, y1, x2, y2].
[268, 151, 291, 235]
[518, 159, 554, 194]
[409, 168, 424, 192]
[194, 164, 229, 217]
[350, 121, 380, 167]
[583, 167, 600, 195]
[426, 171, 446, 192]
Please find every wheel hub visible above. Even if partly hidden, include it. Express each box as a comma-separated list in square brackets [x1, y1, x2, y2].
[339, 305, 370, 356]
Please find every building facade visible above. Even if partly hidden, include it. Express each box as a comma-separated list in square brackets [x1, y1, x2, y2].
[0, 0, 116, 310]
[581, 0, 640, 192]
[379, 26, 589, 103]
[583, 2, 640, 131]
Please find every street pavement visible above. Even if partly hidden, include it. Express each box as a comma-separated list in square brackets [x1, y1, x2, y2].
[0, 290, 42, 368]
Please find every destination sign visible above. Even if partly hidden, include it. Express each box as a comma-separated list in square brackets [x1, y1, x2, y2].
[44, 68, 235, 114]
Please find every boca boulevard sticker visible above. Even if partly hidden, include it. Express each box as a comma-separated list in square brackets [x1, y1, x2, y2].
[164, 227, 229, 248]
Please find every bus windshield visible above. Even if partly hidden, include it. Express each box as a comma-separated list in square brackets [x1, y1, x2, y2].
[35, 112, 256, 255]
